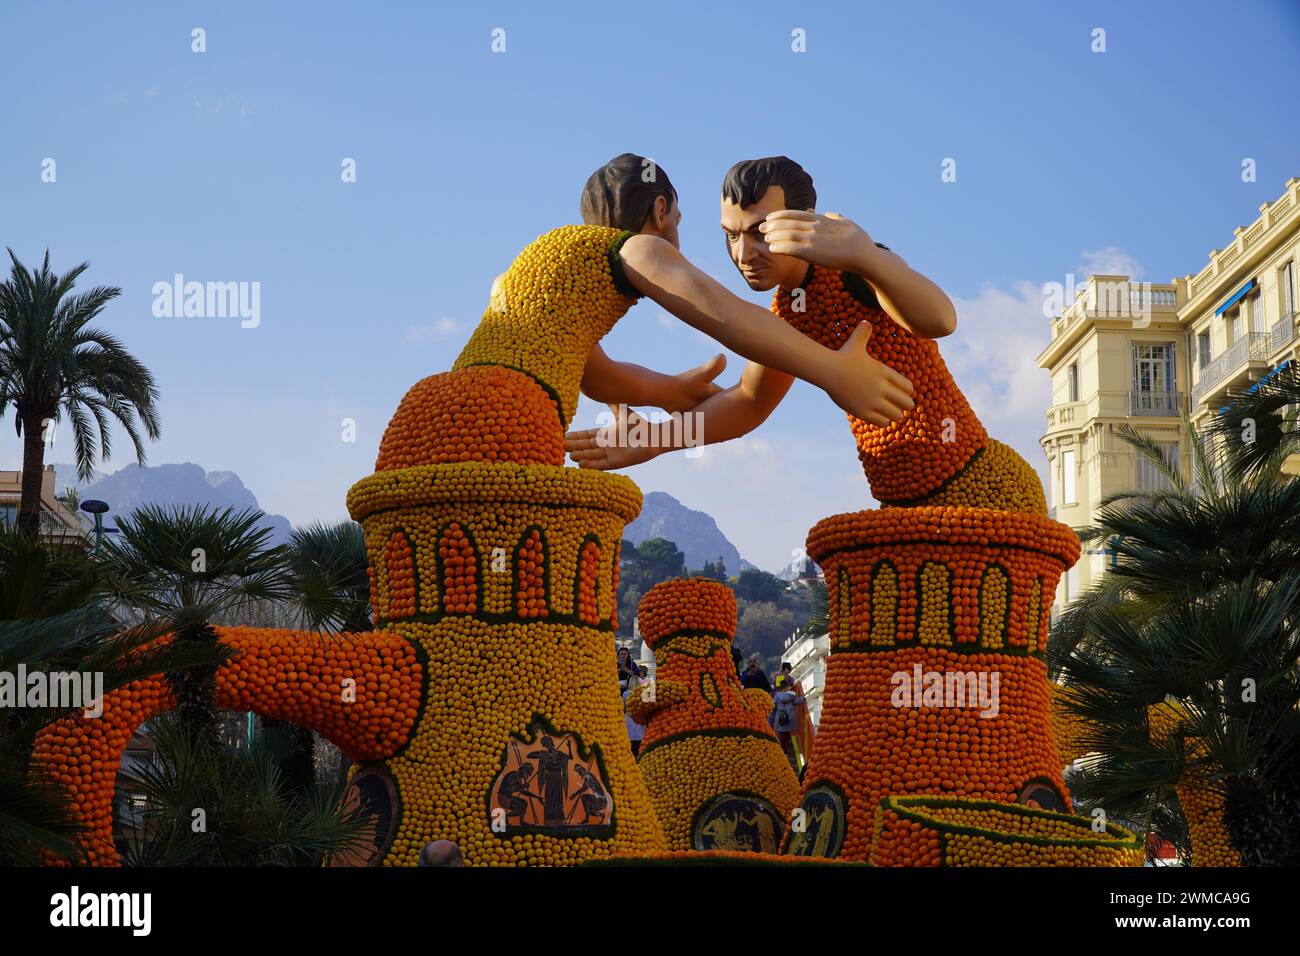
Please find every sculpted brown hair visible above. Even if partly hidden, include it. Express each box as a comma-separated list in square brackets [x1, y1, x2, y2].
[721, 156, 816, 212]
[580, 153, 678, 231]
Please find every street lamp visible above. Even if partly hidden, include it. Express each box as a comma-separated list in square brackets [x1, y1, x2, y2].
[79, 499, 113, 551]
[1106, 534, 1126, 569]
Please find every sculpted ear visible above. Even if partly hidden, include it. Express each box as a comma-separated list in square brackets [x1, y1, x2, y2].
[655, 194, 674, 228]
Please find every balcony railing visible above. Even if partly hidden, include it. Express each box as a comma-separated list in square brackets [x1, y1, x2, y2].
[1045, 400, 1085, 431]
[1272, 311, 1298, 353]
[1128, 390, 1183, 416]
[1191, 332, 1270, 405]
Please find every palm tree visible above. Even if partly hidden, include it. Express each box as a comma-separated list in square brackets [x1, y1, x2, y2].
[795, 574, 829, 640]
[1049, 419, 1300, 865]
[55, 487, 80, 517]
[97, 504, 293, 753]
[118, 712, 361, 867]
[1201, 361, 1300, 483]
[284, 520, 372, 633]
[0, 250, 160, 535]
[0, 529, 233, 866]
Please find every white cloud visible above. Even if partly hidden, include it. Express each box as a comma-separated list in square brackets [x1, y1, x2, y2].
[944, 281, 1054, 490]
[1079, 246, 1144, 280]
[405, 317, 461, 343]
[193, 94, 254, 124]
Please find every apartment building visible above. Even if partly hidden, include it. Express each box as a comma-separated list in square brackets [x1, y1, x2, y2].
[0, 464, 90, 545]
[1039, 177, 1300, 611]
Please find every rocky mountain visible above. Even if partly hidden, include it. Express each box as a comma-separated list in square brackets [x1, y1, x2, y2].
[46, 468, 771, 575]
[623, 490, 756, 577]
[51, 462, 294, 545]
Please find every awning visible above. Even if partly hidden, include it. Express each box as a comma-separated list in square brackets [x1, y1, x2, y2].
[1247, 359, 1292, 394]
[1215, 277, 1257, 315]
[1217, 358, 1293, 412]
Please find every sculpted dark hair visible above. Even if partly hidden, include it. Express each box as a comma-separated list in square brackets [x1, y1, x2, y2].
[721, 156, 816, 212]
[580, 153, 678, 231]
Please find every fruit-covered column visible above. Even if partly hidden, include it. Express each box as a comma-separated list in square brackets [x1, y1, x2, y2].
[784, 505, 1139, 864]
[348, 451, 667, 866]
[627, 578, 801, 852]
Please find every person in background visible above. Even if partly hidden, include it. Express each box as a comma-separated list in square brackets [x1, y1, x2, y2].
[731, 645, 744, 679]
[618, 648, 646, 756]
[418, 840, 464, 867]
[779, 661, 815, 772]
[771, 675, 806, 773]
[740, 656, 772, 694]
[616, 646, 639, 694]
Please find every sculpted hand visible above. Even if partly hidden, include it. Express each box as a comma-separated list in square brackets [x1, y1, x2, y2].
[826, 323, 915, 426]
[659, 353, 726, 413]
[759, 210, 874, 272]
[566, 403, 660, 471]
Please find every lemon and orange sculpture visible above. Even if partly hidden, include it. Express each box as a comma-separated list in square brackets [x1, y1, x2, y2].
[771, 264, 1142, 865]
[626, 578, 800, 853]
[32, 225, 668, 866]
[31, 230, 1155, 866]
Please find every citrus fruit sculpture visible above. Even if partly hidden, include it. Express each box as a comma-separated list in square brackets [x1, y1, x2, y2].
[626, 578, 801, 852]
[29, 230, 1143, 867]
[772, 265, 1141, 865]
[31, 224, 669, 866]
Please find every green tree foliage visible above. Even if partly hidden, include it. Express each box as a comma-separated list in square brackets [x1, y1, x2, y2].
[0, 250, 160, 533]
[616, 538, 685, 638]
[734, 601, 798, 668]
[118, 713, 361, 867]
[732, 567, 786, 605]
[1050, 418, 1300, 866]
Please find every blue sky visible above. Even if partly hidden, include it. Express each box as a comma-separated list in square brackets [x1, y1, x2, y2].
[3, 0, 1298, 571]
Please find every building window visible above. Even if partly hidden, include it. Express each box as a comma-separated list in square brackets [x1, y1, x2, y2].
[1068, 362, 1079, 402]
[1253, 291, 1263, 331]
[1061, 448, 1077, 505]
[1135, 442, 1177, 493]
[1283, 260, 1296, 318]
[1132, 342, 1175, 413]
[1198, 330, 1211, 368]
[1226, 309, 1238, 344]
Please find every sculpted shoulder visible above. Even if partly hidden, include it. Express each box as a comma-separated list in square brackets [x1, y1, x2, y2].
[616, 232, 675, 270]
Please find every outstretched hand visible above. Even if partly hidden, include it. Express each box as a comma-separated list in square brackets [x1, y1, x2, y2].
[760, 210, 874, 272]
[826, 323, 915, 426]
[566, 403, 660, 471]
[660, 353, 726, 413]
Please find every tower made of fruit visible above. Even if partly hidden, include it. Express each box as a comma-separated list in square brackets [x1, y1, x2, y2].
[31, 225, 669, 866]
[774, 268, 1142, 865]
[626, 578, 801, 853]
[342, 225, 669, 864]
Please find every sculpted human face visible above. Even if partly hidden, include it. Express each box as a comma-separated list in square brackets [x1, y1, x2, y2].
[721, 185, 808, 292]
